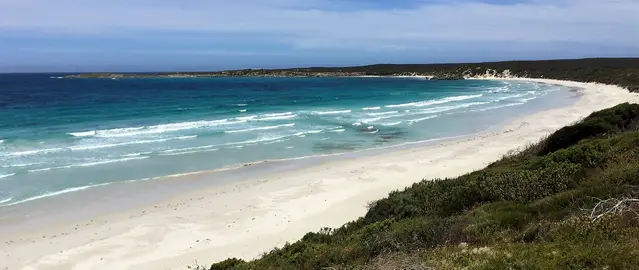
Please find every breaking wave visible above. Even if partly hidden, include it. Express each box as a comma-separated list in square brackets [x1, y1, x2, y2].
[385, 94, 483, 108]
[312, 110, 352, 115]
[225, 123, 295, 134]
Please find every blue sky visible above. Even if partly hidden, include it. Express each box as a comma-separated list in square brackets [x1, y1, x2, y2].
[0, 0, 637, 72]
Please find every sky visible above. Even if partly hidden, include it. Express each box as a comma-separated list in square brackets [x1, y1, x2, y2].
[0, 0, 638, 72]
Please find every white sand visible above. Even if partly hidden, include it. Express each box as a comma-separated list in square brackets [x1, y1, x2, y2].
[1, 79, 638, 270]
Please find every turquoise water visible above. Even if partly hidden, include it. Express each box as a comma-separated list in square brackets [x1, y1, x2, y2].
[0, 75, 570, 206]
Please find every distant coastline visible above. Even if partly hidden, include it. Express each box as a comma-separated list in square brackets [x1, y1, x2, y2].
[64, 58, 639, 92]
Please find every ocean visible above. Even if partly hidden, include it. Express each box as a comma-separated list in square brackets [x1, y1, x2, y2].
[0, 74, 573, 207]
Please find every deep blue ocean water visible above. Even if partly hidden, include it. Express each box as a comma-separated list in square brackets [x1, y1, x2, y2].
[0, 74, 570, 206]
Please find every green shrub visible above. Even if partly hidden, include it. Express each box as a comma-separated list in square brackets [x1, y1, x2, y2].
[464, 202, 534, 242]
[364, 175, 482, 223]
[210, 258, 246, 270]
[539, 103, 639, 155]
[477, 162, 582, 203]
[360, 217, 454, 255]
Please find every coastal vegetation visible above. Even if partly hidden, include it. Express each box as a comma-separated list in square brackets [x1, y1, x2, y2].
[206, 102, 639, 269]
[66, 58, 639, 92]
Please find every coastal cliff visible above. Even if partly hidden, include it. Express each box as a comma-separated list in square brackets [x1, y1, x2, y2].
[66, 58, 639, 92]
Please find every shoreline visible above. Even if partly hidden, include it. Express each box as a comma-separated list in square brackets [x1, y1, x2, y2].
[0, 77, 568, 209]
[0, 124, 480, 209]
[0, 75, 572, 209]
[1, 78, 638, 270]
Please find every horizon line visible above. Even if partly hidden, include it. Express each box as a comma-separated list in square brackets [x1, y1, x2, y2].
[1, 57, 637, 74]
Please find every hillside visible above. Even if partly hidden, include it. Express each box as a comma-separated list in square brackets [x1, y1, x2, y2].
[203, 101, 639, 269]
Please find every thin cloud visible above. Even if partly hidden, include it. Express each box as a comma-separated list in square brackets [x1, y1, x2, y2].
[0, 0, 637, 48]
[0, 0, 637, 71]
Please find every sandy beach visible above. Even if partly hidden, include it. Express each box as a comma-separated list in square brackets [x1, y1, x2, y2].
[1, 78, 638, 270]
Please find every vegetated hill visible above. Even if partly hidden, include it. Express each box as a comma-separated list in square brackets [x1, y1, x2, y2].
[287, 58, 639, 92]
[207, 103, 639, 269]
[68, 58, 639, 92]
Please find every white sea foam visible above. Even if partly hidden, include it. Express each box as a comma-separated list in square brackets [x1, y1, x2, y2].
[176, 135, 198, 140]
[362, 106, 381, 111]
[27, 157, 149, 173]
[0, 140, 4, 144]
[121, 152, 152, 157]
[159, 148, 220, 156]
[28, 168, 52, 173]
[5, 147, 65, 157]
[312, 110, 352, 115]
[69, 127, 145, 137]
[235, 104, 248, 107]
[164, 136, 288, 153]
[369, 130, 379, 134]
[0, 173, 16, 179]
[407, 115, 440, 124]
[257, 114, 297, 121]
[493, 93, 527, 102]
[262, 112, 293, 117]
[352, 122, 363, 126]
[2, 184, 111, 207]
[232, 135, 290, 145]
[237, 116, 257, 121]
[68, 119, 245, 138]
[418, 102, 490, 114]
[76, 156, 150, 168]
[360, 117, 382, 123]
[485, 86, 509, 93]
[263, 139, 288, 145]
[385, 94, 483, 108]
[1, 162, 42, 168]
[381, 121, 402, 126]
[331, 129, 346, 133]
[361, 102, 489, 123]
[519, 96, 537, 102]
[70, 140, 161, 151]
[68, 131, 95, 137]
[0, 197, 12, 204]
[293, 129, 324, 137]
[161, 145, 217, 154]
[470, 102, 525, 112]
[225, 123, 295, 134]
[237, 112, 297, 121]
[368, 111, 398, 116]
[68, 136, 196, 151]
[239, 109, 247, 112]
